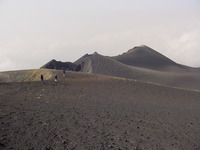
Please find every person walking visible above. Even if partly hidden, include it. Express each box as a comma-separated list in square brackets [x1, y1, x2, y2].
[62, 70, 66, 77]
[40, 74, 44, 82]
[81, 61, 84, 72]
[54, 74, 58, 82]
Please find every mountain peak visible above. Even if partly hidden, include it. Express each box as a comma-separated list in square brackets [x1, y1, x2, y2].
[112, 45, 177, 70]
[128, 45, 156, 54]
[136, 45, 149, 48]
[93, 52, 99, 55]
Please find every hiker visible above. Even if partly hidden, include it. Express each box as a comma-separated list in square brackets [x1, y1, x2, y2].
[81, 61, 84, 72]
[40, 74, 44, 82]
[54, 74, 58, 82]
[62, 70, 66, 77]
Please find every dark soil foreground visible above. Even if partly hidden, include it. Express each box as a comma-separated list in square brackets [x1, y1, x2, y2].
[0, 77, 200, 150]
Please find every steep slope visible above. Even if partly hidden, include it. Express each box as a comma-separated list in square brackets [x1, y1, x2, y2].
[112, 45, 192, 72]
[82, 52, 139, 77]
[81, 52, 200, 90]
[74, 53, 92, 65]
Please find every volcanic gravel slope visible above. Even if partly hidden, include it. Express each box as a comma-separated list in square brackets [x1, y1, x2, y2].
[81, 52, 200, 90]
[0, 72, 200, 150]
[112, 45, 198, 72]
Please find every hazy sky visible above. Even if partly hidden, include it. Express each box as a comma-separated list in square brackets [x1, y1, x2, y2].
[0, 0, 200, 71]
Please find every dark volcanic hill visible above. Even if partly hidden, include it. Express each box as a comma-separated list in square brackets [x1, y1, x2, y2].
[80, 52, 200, 90]
[112, 45, 192, 72]
[41, 59, 78, 71]
[40, 45, 200, 90]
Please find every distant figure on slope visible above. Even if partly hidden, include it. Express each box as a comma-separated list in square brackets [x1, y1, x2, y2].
[62, 70, 66, 77]
[54, 74, 58, 82]
[40, 74, 44, 82]
[81, 61, 84, 72]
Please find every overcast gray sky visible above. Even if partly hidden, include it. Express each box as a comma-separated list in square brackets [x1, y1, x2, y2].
[0, 0, 200, 71]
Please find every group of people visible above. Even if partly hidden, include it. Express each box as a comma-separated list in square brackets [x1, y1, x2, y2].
[40, 70, 65, 82]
